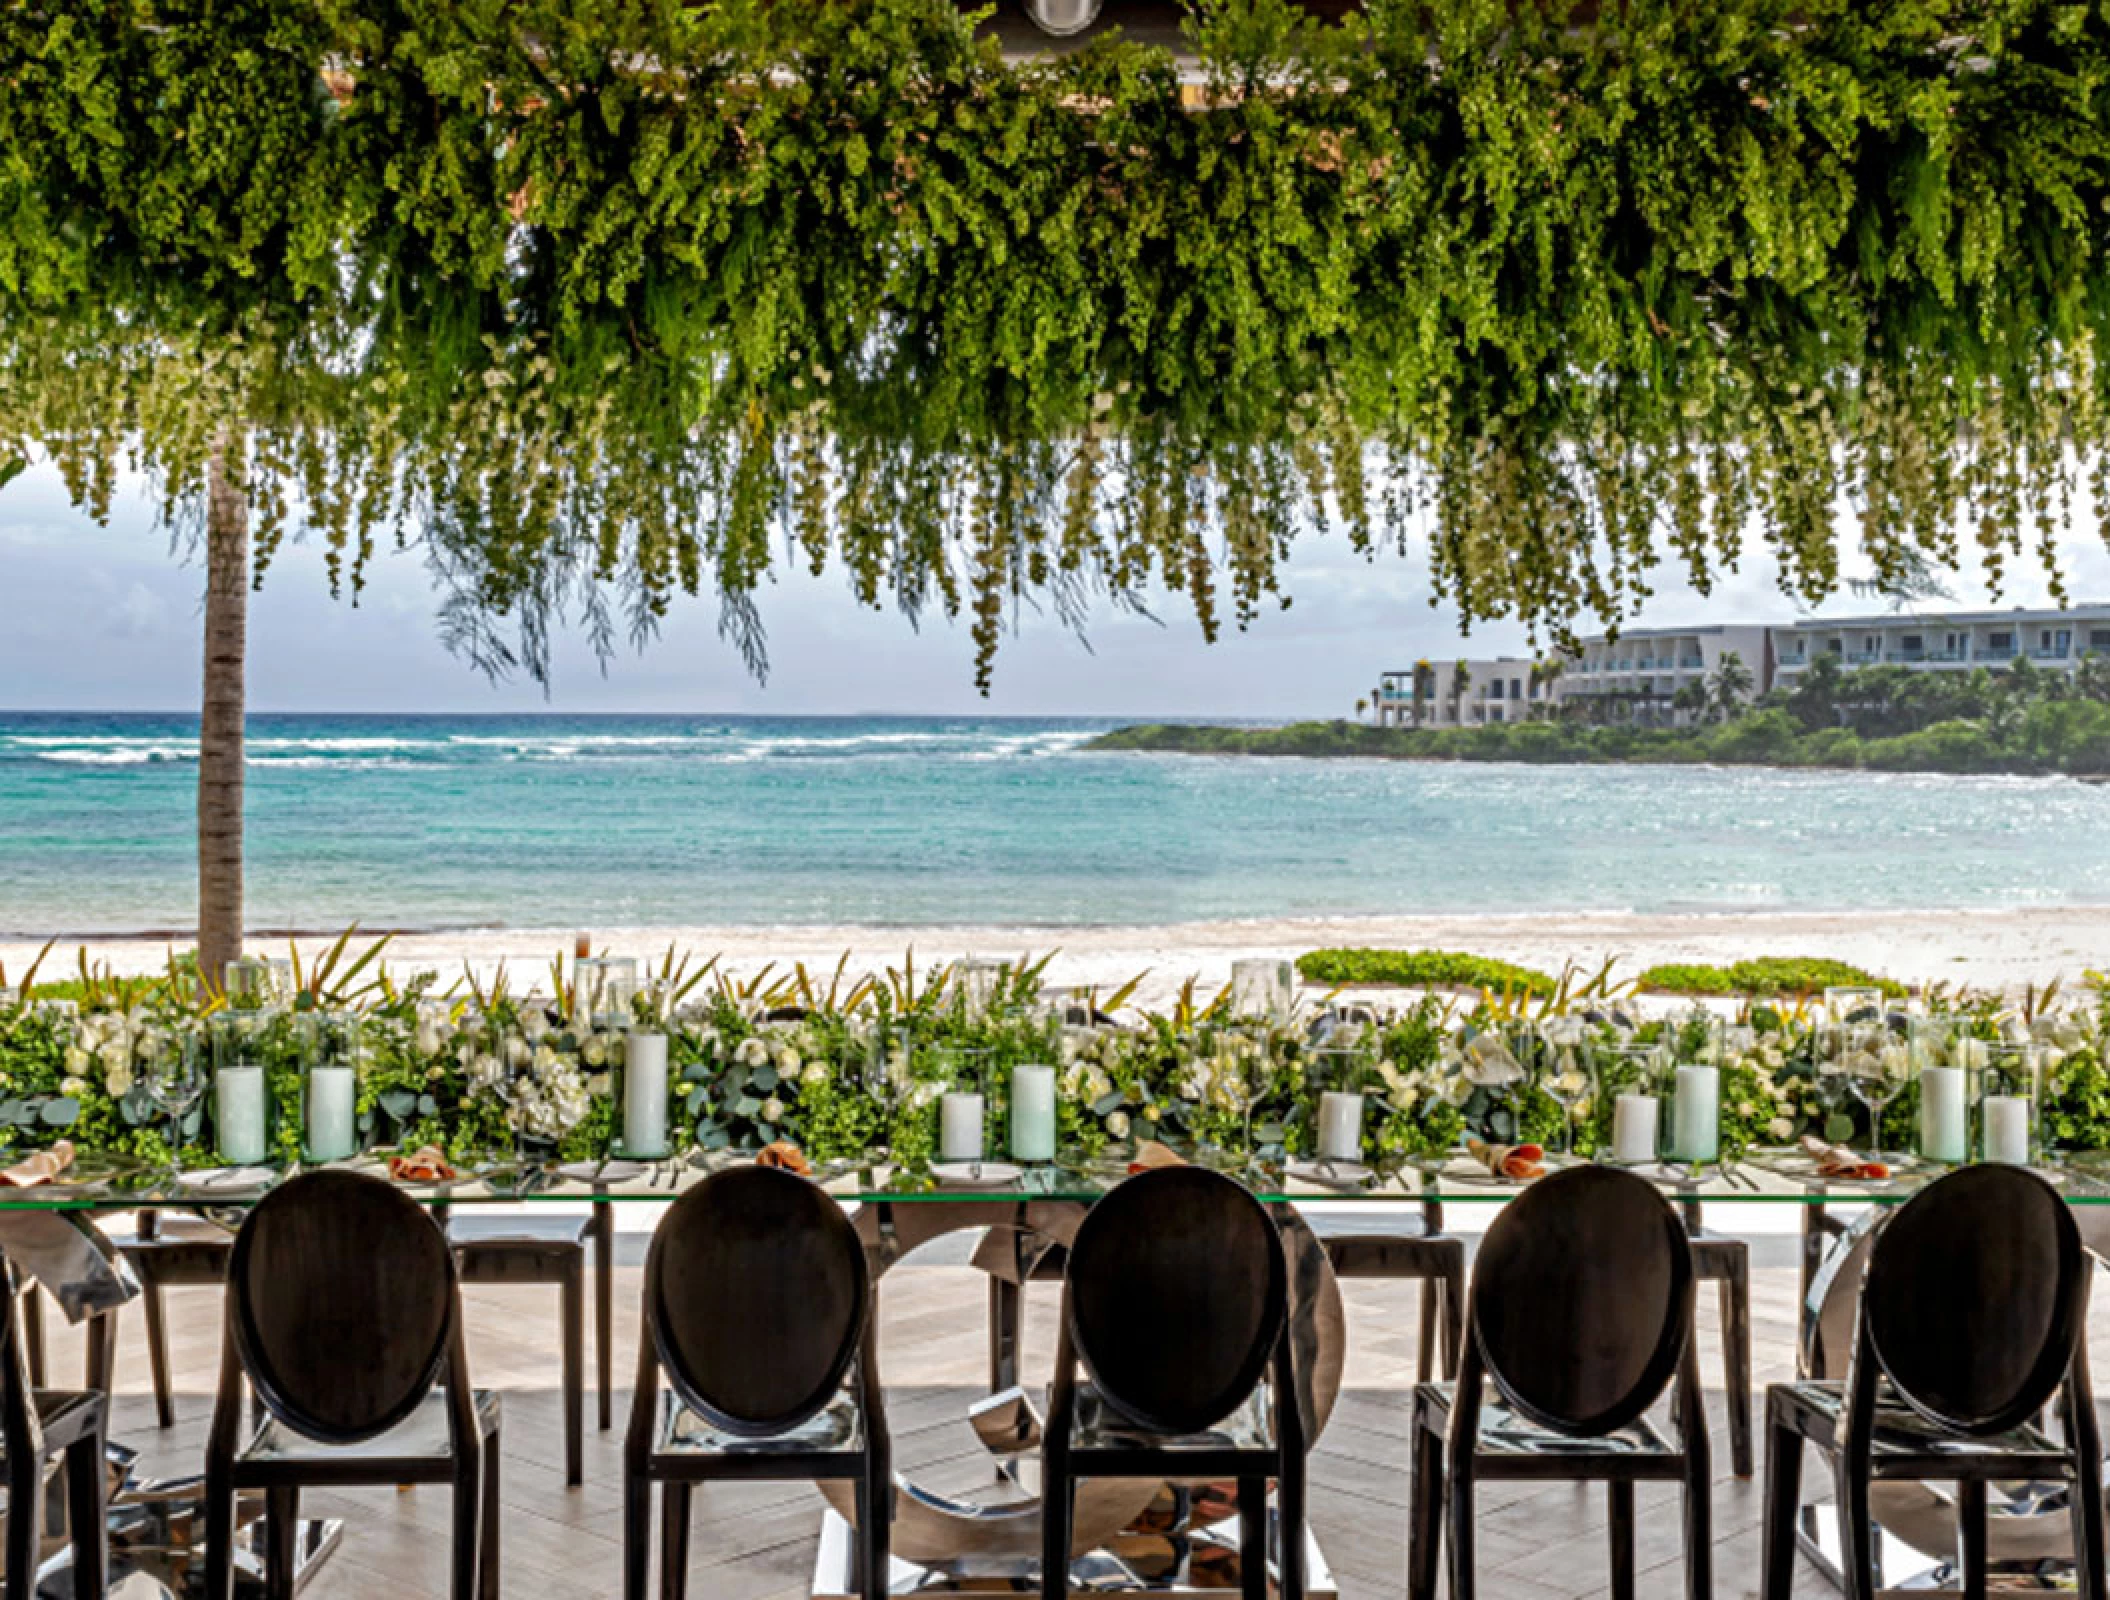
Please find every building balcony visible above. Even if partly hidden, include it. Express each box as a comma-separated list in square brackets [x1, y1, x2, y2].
[2029, 647, 2071, 662]
[1845, 650, 1880, 664]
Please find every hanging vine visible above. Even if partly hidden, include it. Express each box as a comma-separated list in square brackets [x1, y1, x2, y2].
[1, 0, 2107, 687]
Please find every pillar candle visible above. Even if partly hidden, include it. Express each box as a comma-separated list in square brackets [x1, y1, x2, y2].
[1984, 1095, 2031, 1165]
[215, 1064, 267, 1165]
[304, 1066, 357, 1162]
[1668, 1066, 1719, 1163]
[1611, 1094, 1659, 1164]
[1009, 1065, 1057, 1162]
[1918, 1066, 1966, 1162]
[1317, 1091, 1365, 1163]
[940, 1092, 985, 1162]
[624, 1031, 670, 1159]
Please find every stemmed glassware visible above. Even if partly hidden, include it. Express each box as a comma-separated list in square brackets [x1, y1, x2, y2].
[146, 1034, 210, 1186]
[1536, 1017, 1592, 1159]
[1842, 1030, 1912, 1156]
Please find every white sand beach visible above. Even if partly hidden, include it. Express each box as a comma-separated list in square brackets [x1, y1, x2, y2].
[7, 904, 2109, 1006]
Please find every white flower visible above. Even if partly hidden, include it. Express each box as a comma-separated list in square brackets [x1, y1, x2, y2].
[522, 1011, 549, 1042]
[415, 1021, 444, 1057]
[802, 1059, 830, 1085]
[60, 1075, 88, 1098]
[760, 1096, 786, 1123]
[773, 1044, 801, 1076]
[506, 1035, 532, 1069]
[1768, 1116, 1796, 1140]
[63, 1047, 91, 1077]
[1105, 1110, 1131, 1139]
[581, 1036, 608, 1069]
[134, 1030, 165, 1063]
[735, 1037, 770, 1068]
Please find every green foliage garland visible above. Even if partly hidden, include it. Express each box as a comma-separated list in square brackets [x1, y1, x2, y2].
[3, 0, 2110, 686]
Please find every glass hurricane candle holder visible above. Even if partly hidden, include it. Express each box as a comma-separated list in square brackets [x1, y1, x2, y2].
[1909, 1016, 1973, 1163]
[574, 956, 638, 1032]
[953, 957, 1007, 1023]
[1228, 959, 1294, 1027]
[208, 1007, 276, 1165]
[1977, 1041, 2044, 1166]
[302, 1011, 362, 1163]
[1597, 1042, 1669, 1164]
[222, 956, 272, 1010]
[615, 981, 673, 1161]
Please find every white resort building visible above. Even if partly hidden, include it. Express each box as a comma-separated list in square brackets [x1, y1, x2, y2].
[1373, 603, 2110, 728]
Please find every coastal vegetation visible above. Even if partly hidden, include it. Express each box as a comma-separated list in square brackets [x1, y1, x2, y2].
[1297, 949, 1558, 998]
[1093, 653, 2110, 777]
[1299, 947, 1897, 1000]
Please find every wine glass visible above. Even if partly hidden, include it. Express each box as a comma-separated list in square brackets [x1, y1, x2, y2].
[1536, 1018, 1591, 1158]
[1838, 1023, 1909, 1155]
[146, 1035, 209, 1185]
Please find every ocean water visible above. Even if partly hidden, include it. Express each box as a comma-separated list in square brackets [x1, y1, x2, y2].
[2, 711, 2109, 936]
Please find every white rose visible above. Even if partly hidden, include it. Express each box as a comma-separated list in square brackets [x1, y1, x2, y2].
[802, 1059, 829, 1085]
[736, 1037, 769, 1068]
[506, 1035, 531, 1068]
[760, 1097, 786, 1123]
[60, 1075, 89, 1097]
[134, 1030, 165, 1063]
[1105, 1110, 1131, 1139]
[581, 1036, 608, 1069]
[63, 1047, 92, 1076]
[523, 1011, 549, 1041]
[775, 1046, 801, 1075]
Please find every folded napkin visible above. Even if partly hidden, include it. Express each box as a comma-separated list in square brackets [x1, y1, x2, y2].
[387, 1144, 457, 1183]
[1800, 1134, 1889, 1180]
[0, 1139, 75, 1187]
[1466, 1137, 1545, 1181]
[756, 1140, 812, 1175]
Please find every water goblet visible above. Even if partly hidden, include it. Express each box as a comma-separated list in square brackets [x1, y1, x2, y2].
[146, 1037, 209, 1185]
[1537, 1024, 1592, 1159]
[1842, 1027, 1911, 1156]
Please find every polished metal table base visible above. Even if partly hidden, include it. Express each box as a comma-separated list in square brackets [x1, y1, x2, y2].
[1794, 1501, 2074, 1594]
[31, 1473, 345, 1599]
[811, 1503, 1337, 1598]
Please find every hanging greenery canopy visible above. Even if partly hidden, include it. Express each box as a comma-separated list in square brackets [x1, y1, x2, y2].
[2, 0, 2108, 686]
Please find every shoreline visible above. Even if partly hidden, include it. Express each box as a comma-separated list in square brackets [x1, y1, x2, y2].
[7, 905, 2107, 1005]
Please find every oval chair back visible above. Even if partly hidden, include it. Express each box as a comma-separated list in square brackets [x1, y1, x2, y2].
[228, 1169, 459, 1443]
[1063, 1165, 1287, 1435]
[646, 1164, 870, 1439]
[1470, 1164, 1694, 1435]
[1861, 1163, 2087, 1435]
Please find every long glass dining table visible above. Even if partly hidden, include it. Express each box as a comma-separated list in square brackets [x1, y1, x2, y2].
[9, 1144, 2110, 1210]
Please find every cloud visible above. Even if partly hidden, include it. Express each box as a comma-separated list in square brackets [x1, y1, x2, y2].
[0, 456, 2104, 715]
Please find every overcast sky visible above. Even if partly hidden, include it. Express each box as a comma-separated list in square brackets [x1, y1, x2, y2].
[4, 458, 2107, 717]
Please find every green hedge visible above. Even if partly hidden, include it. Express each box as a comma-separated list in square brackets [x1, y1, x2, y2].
[1635, 958, 1903, 998]
[1296, 948, 1557, 998]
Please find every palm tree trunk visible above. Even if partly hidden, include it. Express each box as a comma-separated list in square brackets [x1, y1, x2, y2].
[198, 438, 248, 989]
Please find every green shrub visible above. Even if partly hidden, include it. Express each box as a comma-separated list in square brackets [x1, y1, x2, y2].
[1296, 948, 1557, 997]
[1636, 957, 1903, 998]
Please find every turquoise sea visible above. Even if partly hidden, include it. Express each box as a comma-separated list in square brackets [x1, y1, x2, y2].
[3, 711, 2110, 936]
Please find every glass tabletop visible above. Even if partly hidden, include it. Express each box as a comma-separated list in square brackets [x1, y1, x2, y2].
[7, 1147, 2110, 1209]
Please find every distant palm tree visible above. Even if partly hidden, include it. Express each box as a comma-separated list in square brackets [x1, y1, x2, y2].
[1672, 680, 1709, 725]
[1707, 651, 1755, 723]
[1355, 696, 1369, 722]
[1450, 659, 1471, 724]
[1412, 660, 1436, 727]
